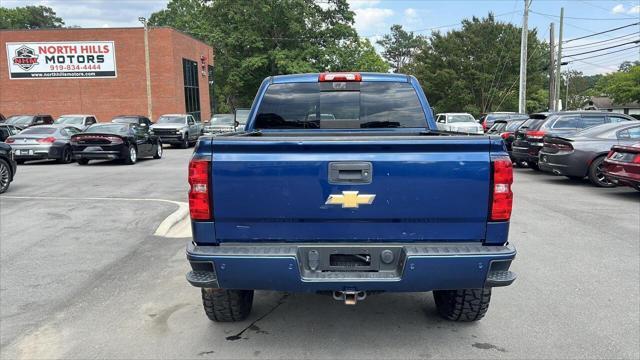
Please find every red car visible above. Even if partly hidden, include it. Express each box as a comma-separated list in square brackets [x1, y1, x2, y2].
[604, 143, 640, 191]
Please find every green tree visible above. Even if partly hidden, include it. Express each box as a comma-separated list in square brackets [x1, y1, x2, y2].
[406, 14, 548, 116]
[0, 6, 64, 29]
[376, 24, 425, 72]
[592, 65, 640, 104]
[149, 0, 387, 112]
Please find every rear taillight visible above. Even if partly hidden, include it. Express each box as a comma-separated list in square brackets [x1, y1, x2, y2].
[526, 130, 545, 140]
[106, 136, 123, 144]
[633, 154, 640, 164]
[318, 72, 361, 82]
[557, 143, 573, 151]
[5, 137, 15, 144]
[188, 158, 211, 220]
[37, 137, 56, 144]
[482, 122, 487, 132]
[500, 132, 512, 139]
[490, 157, 513, 221]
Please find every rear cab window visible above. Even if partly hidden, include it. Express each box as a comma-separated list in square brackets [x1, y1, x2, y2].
[255, 82, 426, 129]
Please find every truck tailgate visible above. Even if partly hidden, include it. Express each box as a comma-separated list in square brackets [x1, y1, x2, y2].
[210, 136, 491, 242]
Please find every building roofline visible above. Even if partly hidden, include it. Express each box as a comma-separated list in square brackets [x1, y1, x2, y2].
[0, 26, 212, 49]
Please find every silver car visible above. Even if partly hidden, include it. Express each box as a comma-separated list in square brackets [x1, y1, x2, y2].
[435, 113, 484, 134]
[5, 124, 81, 164]
[204, 114, 235, 135]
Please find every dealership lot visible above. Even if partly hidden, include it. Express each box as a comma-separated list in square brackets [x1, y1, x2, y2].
[0, 148, 638, 359]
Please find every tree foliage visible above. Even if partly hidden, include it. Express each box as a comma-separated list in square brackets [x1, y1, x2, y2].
[376, 24, 425, 72]
[404, 14, 549, 116]
[0, 6, 65, 29]
[149, 0, 388, 112]
[592, 64, 640, 104]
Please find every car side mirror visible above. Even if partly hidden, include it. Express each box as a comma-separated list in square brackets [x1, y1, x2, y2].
[235, 121, 240, 128]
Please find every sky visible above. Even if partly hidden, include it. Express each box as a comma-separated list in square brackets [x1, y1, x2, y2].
[3, 0, 640, 75]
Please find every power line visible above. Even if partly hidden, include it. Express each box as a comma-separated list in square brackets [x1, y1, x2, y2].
[564, 45, 640, 62]
[563, 32, 640, 49]
[563, 40, 640, 58]
[563, 22, 640, 43]
[530, 10, 638, 21]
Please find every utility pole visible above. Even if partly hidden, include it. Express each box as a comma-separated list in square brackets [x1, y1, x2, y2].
[565, 73, 570, 110]
[518, 0, 531, 114]
[549, 23, 556, 111]
[139, 17, 153, 121]
[555, 7, 564, 111]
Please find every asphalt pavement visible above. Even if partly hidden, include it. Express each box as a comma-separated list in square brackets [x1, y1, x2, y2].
[0, 147, 638, 359]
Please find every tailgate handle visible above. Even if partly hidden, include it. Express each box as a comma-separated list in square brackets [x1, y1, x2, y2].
[329, 162, 372, 184]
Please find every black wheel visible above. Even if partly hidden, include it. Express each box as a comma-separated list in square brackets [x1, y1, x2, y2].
[77, 158, 89, 165]
[57, 146, 73, 164]
[0, 159, 11, 194]
[587, 156, 615, 188]
[201, 288, 253, 322]
[634, 185, 640, 192]
[433, 288, 491, 322]
[181, 134, 190, 149]
[528, 161, 540, 171]
[565, 175, 583, 181]
[124, 146, 137, 165]
[153, 142, 163, 159]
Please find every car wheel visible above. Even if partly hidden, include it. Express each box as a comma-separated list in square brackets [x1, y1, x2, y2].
[433, 288, 491, 322]
[0, 159, 11, 194]
[588, 156, 615, 188]
[153, 142, 163, 159]
[124, 146, 137, 165]
[201, 288, 253, 322]
[77, 158, 89, 165]
[57, 146, 73, 164]
[634, 185, 640, 192]
[181, 134, 189, 149]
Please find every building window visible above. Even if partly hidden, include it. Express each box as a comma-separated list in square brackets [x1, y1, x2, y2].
[182, 58, 201, 121]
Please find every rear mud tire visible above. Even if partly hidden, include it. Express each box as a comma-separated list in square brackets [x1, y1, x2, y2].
[433, 288, 491, 322]
[201, 288, 254, 322]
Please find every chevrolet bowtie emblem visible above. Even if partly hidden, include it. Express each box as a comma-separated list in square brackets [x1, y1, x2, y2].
[325, 191, 376, 208]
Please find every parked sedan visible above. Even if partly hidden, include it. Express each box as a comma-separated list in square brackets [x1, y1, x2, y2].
[538, 122, 640, 187]
[5, 125, 80, 164]
[0, 142, 17, 194]
[604, 143, 640, 191]
[55, 114, 98, 131]
[435, 113, 483, 134]
[4, 114, 54, 130]
[71, 122, 162, 165]
[512, 111, 635, 170]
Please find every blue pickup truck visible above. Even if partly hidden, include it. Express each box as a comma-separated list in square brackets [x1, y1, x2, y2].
[186, 72, 516, 322]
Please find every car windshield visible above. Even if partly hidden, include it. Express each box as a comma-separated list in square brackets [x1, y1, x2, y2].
[519, 117, 547, 131]
[86, 124, 129, 134]
[157, 116, 186, 124]
[255, 82, 426, 129]
[506, 120, 525, 131]
[575, 122, 623, 137]
[448, 114, 476, 123]
[235, 110, 250, 125]
[5, 116, 34, 126]
[488, 121, 507, 133]
[211, 114, 234, 125]
[20, 127, 57, 135]
[56, 116, 84, 125]
[112, 117, 138, 124]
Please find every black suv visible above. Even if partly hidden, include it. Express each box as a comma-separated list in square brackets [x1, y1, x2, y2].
[511, 111, 635, 170]
[4, 114, 54, 130]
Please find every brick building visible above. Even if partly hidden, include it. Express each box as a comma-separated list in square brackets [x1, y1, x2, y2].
[0, 27, 214, 122]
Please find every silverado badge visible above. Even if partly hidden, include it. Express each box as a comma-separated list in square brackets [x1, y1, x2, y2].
[325, 191, 375, 208]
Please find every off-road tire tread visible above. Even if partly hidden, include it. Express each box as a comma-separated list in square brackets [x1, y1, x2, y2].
[201, 288, 253, 322]
[433, 288, 491, 322]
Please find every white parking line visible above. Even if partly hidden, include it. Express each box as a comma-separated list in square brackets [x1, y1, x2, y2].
[0, 195, 191, 238]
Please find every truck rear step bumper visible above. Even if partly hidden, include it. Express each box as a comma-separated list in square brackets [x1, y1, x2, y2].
[186, 242, 516, 292]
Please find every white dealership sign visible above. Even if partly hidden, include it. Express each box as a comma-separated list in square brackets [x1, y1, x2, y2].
[6, 41, 117, 79]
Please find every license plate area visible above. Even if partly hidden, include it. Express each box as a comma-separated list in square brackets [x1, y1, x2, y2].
[298, 246, 405, 278]
[15, 149, 33, 156]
